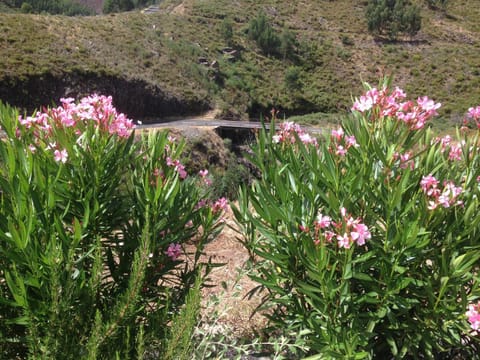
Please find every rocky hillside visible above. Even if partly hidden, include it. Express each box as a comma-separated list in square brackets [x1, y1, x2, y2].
[0, 0, 479, 125]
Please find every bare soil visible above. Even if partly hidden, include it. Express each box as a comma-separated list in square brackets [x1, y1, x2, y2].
[198, 207, 268, 339]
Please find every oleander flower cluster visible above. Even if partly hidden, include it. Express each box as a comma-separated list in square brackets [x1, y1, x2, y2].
[272, 121, 318, 146]
[18, 94, 135, 163]
[352, 86, 441, 130]
[420, 174, 463, 210]
[302, 207, 371, 249]
[465, 105, 480, 129]
[329, 127, 359, 157]
[466, 301, 480, 333]
[433, 135, 465, 162]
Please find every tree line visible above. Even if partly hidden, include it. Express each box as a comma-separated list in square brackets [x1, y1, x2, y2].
[2, 0, 159, 15]
[5, 0, 94, 16]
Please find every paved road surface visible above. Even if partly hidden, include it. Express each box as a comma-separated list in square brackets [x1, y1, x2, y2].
[137, 118, 324, 134]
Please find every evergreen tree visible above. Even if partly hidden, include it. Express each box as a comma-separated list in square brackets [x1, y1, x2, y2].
[279, 28, 297, 60]
[248, 12, 280, 56]
[366, 0, 422, 39]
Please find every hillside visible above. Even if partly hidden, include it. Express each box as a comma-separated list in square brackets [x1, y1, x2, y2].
[0, 0, 479, 126]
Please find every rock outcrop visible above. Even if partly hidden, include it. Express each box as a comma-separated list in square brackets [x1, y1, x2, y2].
[0, 70, 210, 120]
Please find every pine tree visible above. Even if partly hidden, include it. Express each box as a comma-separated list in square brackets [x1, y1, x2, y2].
[366, 0, 422, 40]
[248, 12, 280, 55]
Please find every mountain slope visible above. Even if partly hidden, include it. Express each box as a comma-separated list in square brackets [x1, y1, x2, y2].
[0, 0, 479, 124]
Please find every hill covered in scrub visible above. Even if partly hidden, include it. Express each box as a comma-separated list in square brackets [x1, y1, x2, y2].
[0, 0, 479, 126]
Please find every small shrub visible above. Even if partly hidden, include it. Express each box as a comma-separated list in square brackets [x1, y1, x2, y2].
[340, 34, 354, 46]
[219, 17, 234, 45]
[247, 12, 280, 56]
[366, 0, 422, 39]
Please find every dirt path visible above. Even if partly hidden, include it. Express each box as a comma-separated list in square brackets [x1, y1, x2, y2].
[198, 207, 268, 339]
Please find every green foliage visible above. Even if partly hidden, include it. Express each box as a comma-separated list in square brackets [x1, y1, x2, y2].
[19, 2, 32, 13]
[248, 12, 280, 56]
[210, 155, 252, 201]
[233, 79, 480, 358]
[284, 66, 302, 92]
[103, 0, 135, 14]
[219, 17, 234, 46]
[366, 0, 422, 39]
[279, 28, 297, 61]
[11, 0, 94, 15]
[163, 274, 202, 360]
[0, 98, 224, 358]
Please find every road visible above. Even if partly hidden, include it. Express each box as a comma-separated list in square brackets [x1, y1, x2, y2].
[136, 118, 324, 134]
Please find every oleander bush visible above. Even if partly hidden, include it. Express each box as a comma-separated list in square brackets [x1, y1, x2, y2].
[0, 96, 226, 359]
[234, 78, 480, 358]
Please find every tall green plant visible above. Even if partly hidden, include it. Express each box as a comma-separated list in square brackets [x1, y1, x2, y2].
[0, 96, 225, 358]
[234, 79, 480, 358]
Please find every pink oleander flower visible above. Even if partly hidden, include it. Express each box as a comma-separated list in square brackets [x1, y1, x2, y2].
[195, 199, 208, 210]
[420, 174, 439, 195]
[345, 135, 358, 149]
[436, 135, 451, 152]
[199, 169, 212, 186]
[54, 149, 68, 163]
[165, 243, 182, 261]
[422, 175, 463, 210]
[337, 233, 351, 249]
[467, 106, 480, 121]
[352, 86, 440, 130]
[324, 230, 335, 243]
[417, 96, 441, 114]
[437, 181, 463, 208]
[315, 213, 331, 229]
[331, 127, 344, 141]
[273, 122, 317, 146]
[166, 157, 187, 179]
[351, 88, 381, 113]
[466, 301, 480, 332]
[351, 223, 371, 246]
[394, 151, 415, 170]
[329, 129, 357, 158]
[448, 144, 462, 161]
[299, 132, 317, 146]
[314, 207, 370, 248]
[17, 95, 136, 153]
[299, 224, 310, 233]
[212, 197, 229, 214]
[335, 145, 347, 157]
